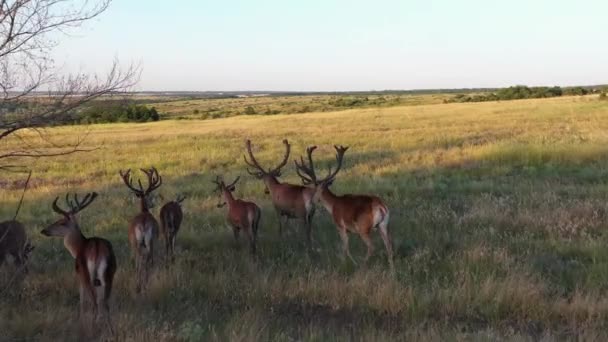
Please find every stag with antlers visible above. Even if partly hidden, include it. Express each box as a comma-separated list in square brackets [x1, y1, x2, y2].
[159, 194, 186, 264]
[40, 192, 117, 335]
[119, 167, 162, 293]
[212, 176, 261, 255]
[295, 145, 394, 269]
[244, 139, 316, 250]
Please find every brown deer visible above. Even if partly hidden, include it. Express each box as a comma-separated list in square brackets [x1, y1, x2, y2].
[40, 192, 116, 334]
[295, 145, 394, 269]
[159, 194, 185, 264]
[119, 167, 162, 293]
[244, 139, 316, 249]
[212, 175, 261, 255]
[0, 220, 34, 274]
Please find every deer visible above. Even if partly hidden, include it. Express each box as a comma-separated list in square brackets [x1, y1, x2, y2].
[0, 220, 34, 274]
[244, 139, 316, 250]
[119, 167, 162, 293]
[159, 194, 185, 264]
[40, 192, 116, 335]
[294, 145, 394, 269]
[212, 175, 261, 255]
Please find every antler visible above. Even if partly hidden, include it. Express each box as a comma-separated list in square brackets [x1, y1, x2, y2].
[243, 139, 291, 177]
[268, 139, 291, 176]
[295, 145, 349, 185]
[119, 169, 144, 196]
[120, 167, 162, 196]
[244, 140, 266, 177]
[53, 192, 99, 217]
[294, 145, 318, 185]
[225, 176, 240, 190]
[140, 167, 162, 195]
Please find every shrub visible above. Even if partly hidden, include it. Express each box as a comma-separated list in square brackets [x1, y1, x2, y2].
[600, 93, 607, 101]
[79, 103, 161, 124]
[244, 106, 257, 115]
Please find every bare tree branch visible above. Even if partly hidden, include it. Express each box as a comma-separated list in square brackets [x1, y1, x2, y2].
[0, 0, 140, 170]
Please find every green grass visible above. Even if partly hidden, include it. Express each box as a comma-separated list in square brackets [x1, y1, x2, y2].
[1, 95, 608, 340]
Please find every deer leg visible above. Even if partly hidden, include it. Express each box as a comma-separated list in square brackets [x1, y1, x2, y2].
[164, 234, 171, 266]
[245, 227, 256, 255]
[338, 228, 357, 265]
[170, 235, 176, 263]
[305, 209, 315, 251]
[276, 212, 284, 238]
[378, 220, 394, 270]
[101, 270, 115, 336]
[135, 252, 142, 294]
[360, 232, 374, 265]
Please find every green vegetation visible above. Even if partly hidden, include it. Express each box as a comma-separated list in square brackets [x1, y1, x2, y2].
[2, 96, 608, 339]
[447, 85, 602, 103]
[78, 102, 160, 124]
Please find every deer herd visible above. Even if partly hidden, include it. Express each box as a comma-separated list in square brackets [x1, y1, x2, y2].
[0, 139, 394, 335]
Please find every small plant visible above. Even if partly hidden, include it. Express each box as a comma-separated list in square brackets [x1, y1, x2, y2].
[600, 92, 607, 101]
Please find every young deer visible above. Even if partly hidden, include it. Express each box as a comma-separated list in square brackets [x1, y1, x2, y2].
[295, 145, 394, 269]
[40, 192, 117, 334]
[212, 176, 261, 255]
[0, 220, 34, 273]
[159, 194, 185, 264]
[119, 167, 162, 293]
[244, 139, 316, 249]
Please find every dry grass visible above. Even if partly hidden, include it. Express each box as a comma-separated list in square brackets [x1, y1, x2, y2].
[1, 95, 608, 340]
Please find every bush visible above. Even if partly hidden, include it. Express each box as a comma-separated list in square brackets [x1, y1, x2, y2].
[79, 103, 161, 124]
[600, 93, 607, 101]
[244, 106, 257, 115]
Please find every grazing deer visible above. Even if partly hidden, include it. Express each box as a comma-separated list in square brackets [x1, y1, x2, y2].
[0, 220, 34, 274]
[40, 192, 116, 334]
[159, 194, 185, 264]
[119, 167, 162, 293]
[244, 139, 316, 249]
[295, 145, 394, 269]
[212, 176, 261, 255]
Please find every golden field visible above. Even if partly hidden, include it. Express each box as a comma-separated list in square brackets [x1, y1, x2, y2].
[2, 95, 608, 340]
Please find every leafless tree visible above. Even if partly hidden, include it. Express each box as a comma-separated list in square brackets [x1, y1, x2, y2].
[0, 0, 140, 171]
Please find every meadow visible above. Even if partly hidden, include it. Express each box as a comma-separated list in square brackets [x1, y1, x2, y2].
[149, 93, 451, 119]
[1, 95, 608, 340]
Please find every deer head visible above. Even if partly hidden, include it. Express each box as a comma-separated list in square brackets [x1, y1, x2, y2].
[119, 167, 162, 211]
[243, 139, 290, 193]
[211, 175, 240, 207]
[41, 192, 98, 237]
[294, 145, 349, 198]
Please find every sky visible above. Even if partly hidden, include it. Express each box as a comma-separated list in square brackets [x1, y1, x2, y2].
[54, 0, 608, 92]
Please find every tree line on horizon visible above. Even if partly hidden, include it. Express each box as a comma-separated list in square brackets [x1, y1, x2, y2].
[446, 85, 608, 103]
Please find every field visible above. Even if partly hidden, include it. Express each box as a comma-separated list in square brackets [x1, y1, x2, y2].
[149, 93, 451, 119]
[2, 95, 608, 340]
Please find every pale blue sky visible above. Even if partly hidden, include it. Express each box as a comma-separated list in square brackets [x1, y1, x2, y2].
[55, 0, 608, 91]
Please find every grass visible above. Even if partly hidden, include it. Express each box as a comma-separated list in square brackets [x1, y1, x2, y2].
[1, 95, 608, 340]
[150, 93, 451, 119]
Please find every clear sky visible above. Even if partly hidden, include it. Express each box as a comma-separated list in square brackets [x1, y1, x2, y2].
[54, 0, 608, 91]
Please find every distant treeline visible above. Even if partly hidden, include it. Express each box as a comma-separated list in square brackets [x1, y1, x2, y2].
[446, 85, 607, 103]
[77, 101, 160, 124]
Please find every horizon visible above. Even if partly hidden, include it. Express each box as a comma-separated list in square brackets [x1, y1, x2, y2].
[54, 0, 608, 91]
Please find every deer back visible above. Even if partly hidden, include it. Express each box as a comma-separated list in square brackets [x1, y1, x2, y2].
[0, 220, 28, 257]
[160, 201, 183, 236]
